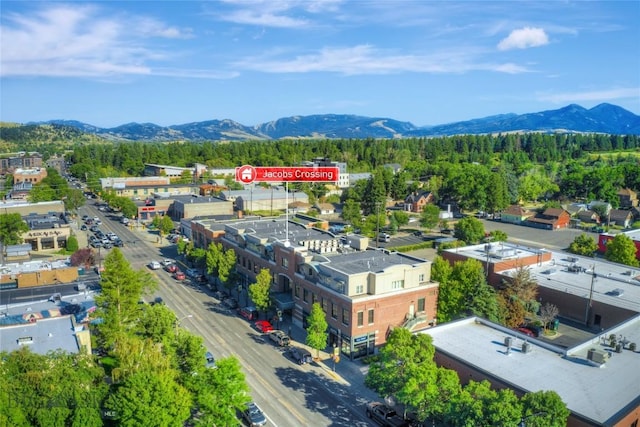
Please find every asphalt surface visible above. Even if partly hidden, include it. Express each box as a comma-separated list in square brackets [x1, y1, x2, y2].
[77, 202, 380, 427]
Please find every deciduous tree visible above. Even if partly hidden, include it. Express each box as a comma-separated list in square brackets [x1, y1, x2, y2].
[568, 234, 598, 256]
[305, 302, 328, 358]
[605, 234, 640, 267]
[453, 216, 485, 244]
[0, 213, 29, 245]
[249, 268, 272, 315]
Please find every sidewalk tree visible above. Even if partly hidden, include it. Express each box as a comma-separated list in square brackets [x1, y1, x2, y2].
[305, 302, 328, 359]
[104, 368, 191, 427]
[192, 357, 250, 426]
[95, 248, 157, 348]
[65, 235, 79, 253]
[446, 380, 522, 427]
[0, 213, 29, 245]
[70, 247, 95, 268]
[605, 234, 640, 267]
[249, 268, 272, 315]
[568, 234, 598, 256]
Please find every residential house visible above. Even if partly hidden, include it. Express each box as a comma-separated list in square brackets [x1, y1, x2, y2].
[500, 205, 532, 224]
[404, 191, 434, 213]
[315, 203, 336, 215]
[587, 201, 612, 215]
[576, 210, 600, 224]
[608, 209, 634, 228]
[617, 188, 638, 208]
[525, 208, 571, 230]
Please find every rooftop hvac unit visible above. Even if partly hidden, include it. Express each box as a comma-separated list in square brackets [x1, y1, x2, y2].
[587, 348, 609, 364]
[504, 337, 513, 348]
[521, 342, 532, 354]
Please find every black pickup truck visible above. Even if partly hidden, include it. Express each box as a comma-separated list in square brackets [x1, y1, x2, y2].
[366, 402, 409, 427]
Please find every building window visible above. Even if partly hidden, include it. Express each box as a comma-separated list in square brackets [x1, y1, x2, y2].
[418, 297, 425, 313]
[355, 284, 364, 294]
[312, 293, 318, 304]
[331, 303, 338, 319]
[281, 257, 288, 269]
[342, 308, 349, 325]
[322, 298, 328, 313]
[294, 285, 300, 299]
[391, 280, 404, 289]
[368, 309, 374, 324]
[303, 289, 309, 303]
[357, 311, 364, 327]
[247, 260, 252, 271]
[419, 273, 425, 282]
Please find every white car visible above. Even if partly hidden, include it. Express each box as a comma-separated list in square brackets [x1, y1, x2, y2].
[148, 261, 162, 270]
[160, 259, 174, 267]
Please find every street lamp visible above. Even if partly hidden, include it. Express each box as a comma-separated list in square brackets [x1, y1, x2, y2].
[175, 314, 193, 335]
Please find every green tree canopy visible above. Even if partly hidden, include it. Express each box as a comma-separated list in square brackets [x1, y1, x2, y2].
[305, 302, 328, 358]
[420, 204, 440, 230]
[249, 268, 272, 314]
[520, 390, 570, 427]
[605, 234, 640, 267]
[0, 213, 29, 245]
[95, 248, 157, 348]
[568, 234, 598, 256]
[453, 216, 485, 244]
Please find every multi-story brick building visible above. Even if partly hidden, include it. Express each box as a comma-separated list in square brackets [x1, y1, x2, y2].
[0, 152, 43, 175]
[196, 217, 439, 360]
[12, 168, 48, 185]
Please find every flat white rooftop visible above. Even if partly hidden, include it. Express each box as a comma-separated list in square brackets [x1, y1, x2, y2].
[424, 316, 640, 425]
[446, 242, 640, 313]
[0, 316, 79, 354]
[505, 249, 640, 314]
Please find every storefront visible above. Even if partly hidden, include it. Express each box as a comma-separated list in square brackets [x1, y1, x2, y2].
[330, 327, 376, 360]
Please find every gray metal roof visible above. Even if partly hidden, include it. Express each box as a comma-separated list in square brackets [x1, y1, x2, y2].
[321, 249, 427, 275]
[424, 316, 640, 425]
[0, 316, 80, 354]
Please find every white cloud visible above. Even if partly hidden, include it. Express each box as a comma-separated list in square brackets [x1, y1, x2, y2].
[0, 4, 195, 78]
[233, 44, 530, 75]
[537, 88, 640, 104]
[498, 27, 549, 50]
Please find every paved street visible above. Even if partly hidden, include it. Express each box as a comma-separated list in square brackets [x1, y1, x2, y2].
[79, 202, 380, 427]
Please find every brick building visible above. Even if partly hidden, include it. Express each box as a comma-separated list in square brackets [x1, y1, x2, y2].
[0, 152, 43, 175]
[12, 167, 47, 185]
[193, 217, 439, 360]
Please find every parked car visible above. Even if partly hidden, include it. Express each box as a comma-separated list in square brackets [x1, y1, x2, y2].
[205, 351, 216, 369]
[515, 327, 536, 338]
[173, 271, 186, 281]
[254, 320, 274, 333]
[185, 268, 200, 278]
[268, 330, 290, 347]
[366, 402, 409, 427]
[160, 259, 174, 267]
[165, 264, 178, 273]
[148, 261, 162, 270]
[113, 239, 124, 247]
[60, 304, 83, 315]
[223, 297, 238, 309]
[213, 290, 229, 301]
[80, 224, 87, 231]
[242, 402, 267, 427]
[287, 346, 313, 365]
[238, 306, 259, 321]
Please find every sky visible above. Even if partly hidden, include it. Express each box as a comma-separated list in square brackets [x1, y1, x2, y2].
[1, 1, 639, 128]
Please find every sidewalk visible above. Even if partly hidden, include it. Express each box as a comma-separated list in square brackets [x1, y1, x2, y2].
[282, 315, 381, 403]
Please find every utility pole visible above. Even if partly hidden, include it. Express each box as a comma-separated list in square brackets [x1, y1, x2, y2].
[584, 265, 596, 325]
[375, 201, 380, 248]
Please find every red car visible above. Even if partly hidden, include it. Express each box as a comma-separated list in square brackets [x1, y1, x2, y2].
[173, 271, 186, 281]
[165, 264, 178, 273]
[254, 320, 274, 333]
[515, 327, 535, 337]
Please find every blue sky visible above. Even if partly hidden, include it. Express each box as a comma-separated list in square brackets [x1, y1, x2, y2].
[1, 1, 639, 128]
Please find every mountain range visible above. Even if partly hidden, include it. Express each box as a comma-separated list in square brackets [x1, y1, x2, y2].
[32, 103, 640, 142]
